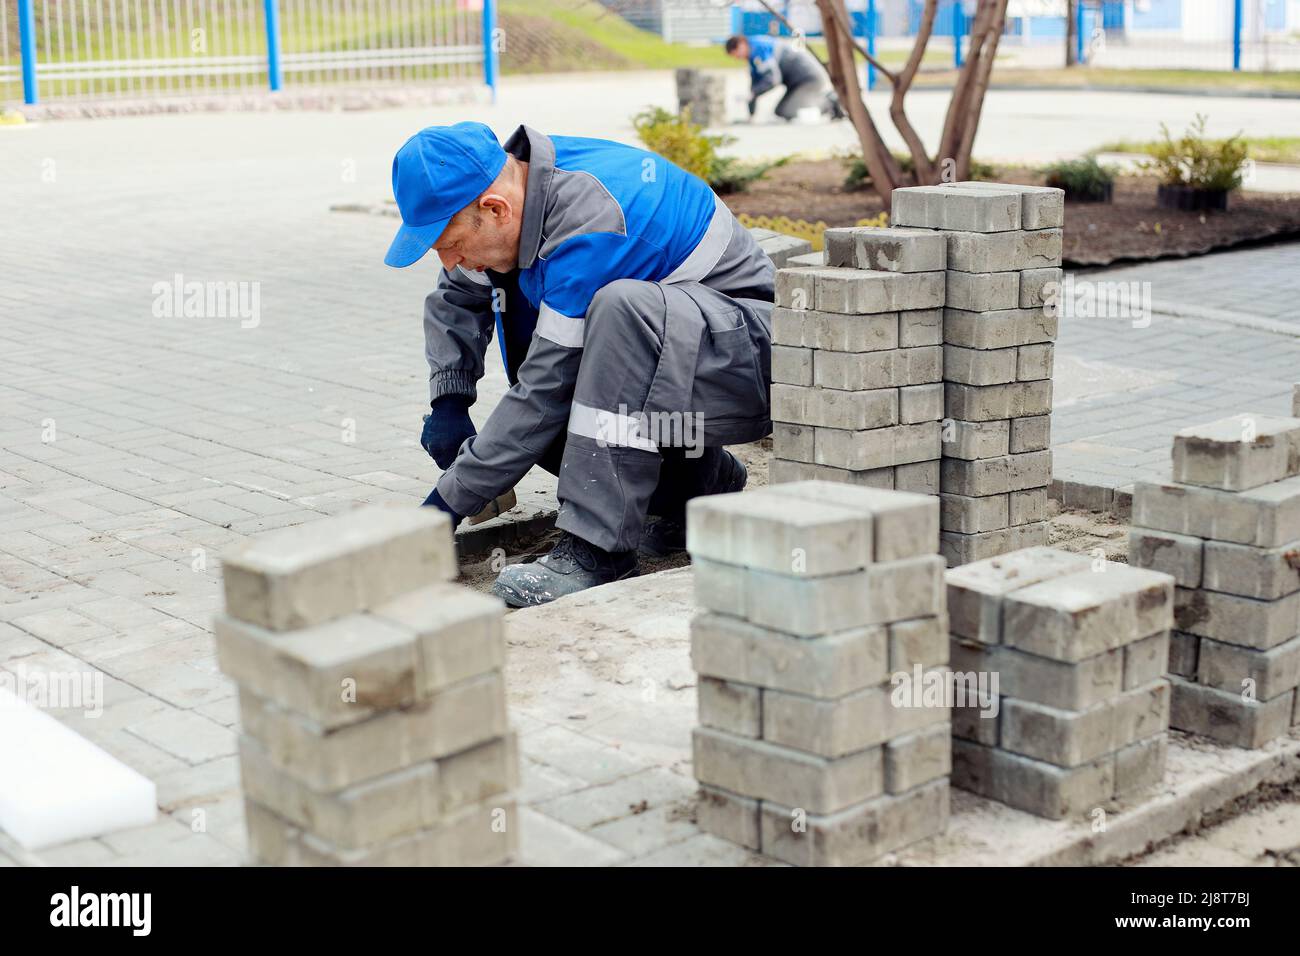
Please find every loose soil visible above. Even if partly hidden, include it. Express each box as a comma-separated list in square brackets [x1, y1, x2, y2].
[720, 158, 1300, 268]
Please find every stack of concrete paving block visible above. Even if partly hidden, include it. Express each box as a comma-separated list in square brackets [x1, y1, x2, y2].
[891, 182, 1064, 566]
[675, 68, 727, 128]
[768, 230, 947, 495]
[947, 546, 1175, 819]
[215, 504, 517, 866]
[747, 226, 814, 269]
[1130, 414, 1300, 748]
[686, 481, 950, 866]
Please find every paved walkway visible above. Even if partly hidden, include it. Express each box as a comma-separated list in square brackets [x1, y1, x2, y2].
[1, 79, 1298, 864]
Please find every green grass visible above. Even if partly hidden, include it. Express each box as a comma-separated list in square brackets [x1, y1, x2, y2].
[1095, 135, 1300, 165]
[910, 65, 1300, 94]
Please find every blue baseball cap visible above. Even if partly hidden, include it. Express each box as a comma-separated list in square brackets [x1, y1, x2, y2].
[384, 122, 509, 268]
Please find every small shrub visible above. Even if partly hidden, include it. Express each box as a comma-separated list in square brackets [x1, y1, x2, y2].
[1042, 156, 1115, 201]
[1142, 114, 1248, 192]
[631, 105, 784, 193]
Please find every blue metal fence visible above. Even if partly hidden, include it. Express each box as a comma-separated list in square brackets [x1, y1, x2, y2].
[3, 0, 498, 108]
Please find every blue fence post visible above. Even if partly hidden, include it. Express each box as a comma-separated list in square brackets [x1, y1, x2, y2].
[1232, 0, 1243, 71]
[483, 0, 499, 103]
[953, 2, 964, 69]
[1075, 0, 1086, 65]
[866, 0, 877, 91]
[264, 0, 283, 91]
[18, 0, 38, 105]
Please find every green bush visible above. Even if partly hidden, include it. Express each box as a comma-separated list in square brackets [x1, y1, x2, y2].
[842, 152, 996, 190]
[1141, 114, 1248, 191]
[631, 106, 785, 194]
[1041, 156, 1115, 200]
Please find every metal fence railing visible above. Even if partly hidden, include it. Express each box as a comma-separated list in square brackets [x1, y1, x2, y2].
[2, 0, 493, 108]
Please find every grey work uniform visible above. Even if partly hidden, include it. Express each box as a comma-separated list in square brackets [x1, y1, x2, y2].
[422, 125, 774, 552]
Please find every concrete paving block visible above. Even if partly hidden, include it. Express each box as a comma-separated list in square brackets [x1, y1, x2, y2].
[941, 456, 1009, 498]
[785, 250, 825, 268]
[1001, 695, 1119, 768]
[952, 696, 1001, 746]
[237, 734, 440, 849]
[221, 505, 455, 631]
[943, 419, 1011, 461]
[759, 778, 948, 867]
[1002, 565, 1175, 662]
[772, 422, 815, 463]
[1294, 383, 1300, 418]
[884, 668, 954, 739]
[943, 344, 1018, 386]
[898, 308, 943, 347]
[945, 546, 1093, 643]
[942, 307, 1059, 350]
[1019, 268, 1063, 309]
[944, 228, 1063, 273]
[941, 492, 1010, 534]
[762, 685, 892, 757]
[1168, 676, 1295, 749]
[738, 557, 944, 634]
[698, 677, 762, 738]
[774, 266, 823, 310]
[951, 739, 1113, 820]
[771, 345, 813, 386]
[214, 612, 419, 730]
[1172, 415, 1300, 491]
[815, 422, 941, 472]
[371, 585, 505, 696]
[1169, 631, 1200, 679]
[947, 271, 1019, 313]
[1197, 634, 1300, 701]
[436, 734, 520, 815]
[696, 785, 760, 850]
[943, 181, 1064, 230]
[237, 675, 508, 791]
[892, 185, 1021, 233]
[692, 726, 883, 815]
[691, 557, 747, 618]
[1113, 732, 1168, 799]
[1009, 488, 1049, 526]
[1008, 450, 1053, 492]
[1132, 476, 1300, 548]
[824, 226, 947, 273]
[814, 347, 942, 390]
[1111, 679, 1172, 748]
[940, 528, 1008, 567]
[1124, 631, 1171, 690]
[1128, 528, 1204, 589]
[945, 380, 1053, 422]
[759, 233, 814, 269]
[816, 268, 946, 315]
[802, 309, 900, 352]
[773, 384, 900, 431]
[894, 460, 940, 496]
[884, 724, 951, 793]
[1016, 343, 1054, 382]
[1010, 520, 1050, 552]
[888, 615, 950, 672]
[690, 611, 889, 698]
[686, 488, 875, 577]
[1201, 537, 1300, 600]
[767, 459, 895, 489]
[772, 306, 806, 347]
[997, 643, 1125, 711]
[762, 480, 940, 562]
[1174, 586, 1300, 650]
[899, 383, 944, 424]
[1009, 415, 1051, 454]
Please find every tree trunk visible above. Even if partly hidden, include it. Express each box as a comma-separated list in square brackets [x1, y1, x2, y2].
[954, 0, 1009, 179]
[1066, 0, 1079, 67]
[889, 0, 938, 184]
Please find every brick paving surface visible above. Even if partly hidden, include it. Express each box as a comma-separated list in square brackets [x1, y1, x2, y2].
[2, 90, 1298, 864]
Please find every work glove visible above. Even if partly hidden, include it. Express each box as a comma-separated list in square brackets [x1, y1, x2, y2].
[422, 486, 463, 530]
[747, 96, 758, 119]
[421, 395, 476, 470]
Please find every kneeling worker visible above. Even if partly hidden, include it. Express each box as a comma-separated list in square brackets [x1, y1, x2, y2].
[385, 122, 774, 607]
[725, 33, 838, 122]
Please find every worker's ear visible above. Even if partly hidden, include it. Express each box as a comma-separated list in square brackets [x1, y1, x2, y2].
[478, 192, 513, 225]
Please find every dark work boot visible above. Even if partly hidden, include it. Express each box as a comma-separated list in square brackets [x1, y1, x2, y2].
[639, 449, 748, 558]
[492, 531, 639, 609]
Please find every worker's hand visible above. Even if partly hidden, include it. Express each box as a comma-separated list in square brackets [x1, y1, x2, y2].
[422, 486, 463, 530]
[746, 97, 757, 119]
[421, 395, 476, 470]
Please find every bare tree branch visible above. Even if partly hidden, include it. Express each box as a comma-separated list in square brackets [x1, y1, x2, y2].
[889, 0, 939, 184]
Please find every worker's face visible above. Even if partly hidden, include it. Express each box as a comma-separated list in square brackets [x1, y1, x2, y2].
[432, 193, 520, 274]
[727, 40, 749, 60]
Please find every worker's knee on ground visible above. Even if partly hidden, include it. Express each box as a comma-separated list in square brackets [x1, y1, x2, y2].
[584, 278, 662, 349]
[588, 278, 658, 319]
